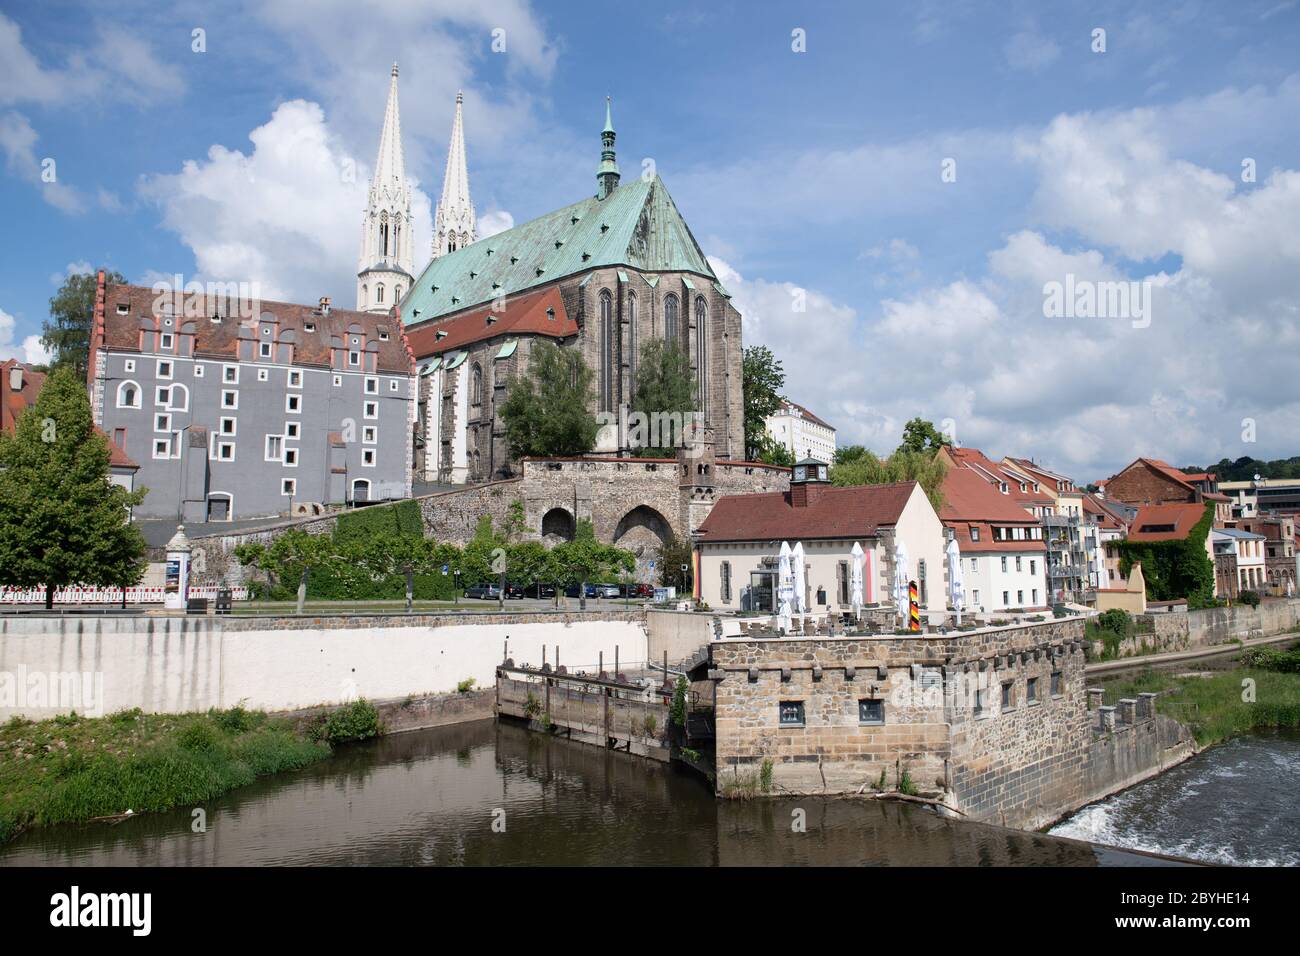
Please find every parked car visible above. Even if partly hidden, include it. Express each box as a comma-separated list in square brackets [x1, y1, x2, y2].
[464, 583, 501, 600]
[503, 583, 525, 600]
[528, 582, 557, 599]
[563, 583, 599, 598]
[619, 582, 653, 598]
[593, 583, 621, 599]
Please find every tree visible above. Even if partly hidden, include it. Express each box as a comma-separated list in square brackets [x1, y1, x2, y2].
[43, 270, 125, 377]
[499, 341, 599, 459]
[0, 367, 146, 607]
[548, 519, 634, 608]
[458, 514, 505, 585]
[834, 444, 871, 466]
[741, 345, 785, 460]
[358, 533, 445, 612]
[895, 417, 950, 456]
[831, 447, 949, 512]
[235, 530, 348, 614]
[657, 533, 695, 594]
[630, 339, 696, 456]
[755, 436, 794, 467]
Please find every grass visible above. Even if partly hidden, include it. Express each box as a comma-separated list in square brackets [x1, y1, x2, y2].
[0, 705, 335, 846]
[1097, 659, 1300, 748]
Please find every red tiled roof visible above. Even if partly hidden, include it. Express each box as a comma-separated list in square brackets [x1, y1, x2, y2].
[1, 359, 46, 433]
[1082, 492, 1127, 530]
[99, 427, 139, 470]
[696, 481, 917, 543]
[405, 285, 576, 358]
[940, 467, 1045, 553]
[1126, 502, 1212, 541]
[100, 282, 414, 375]
[779, 399, 835, 432]
[947, 446, 1054, 506]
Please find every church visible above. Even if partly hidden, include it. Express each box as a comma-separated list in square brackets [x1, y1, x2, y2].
[355, 68, 745, 485]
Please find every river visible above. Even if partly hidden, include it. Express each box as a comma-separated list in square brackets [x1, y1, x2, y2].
[1, 718, 1185, 867]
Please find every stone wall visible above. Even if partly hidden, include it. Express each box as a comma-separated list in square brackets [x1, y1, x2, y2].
[1132, 598, 1300, 652]
[497, 673, 671, 760]
[645, 608, 717, 666]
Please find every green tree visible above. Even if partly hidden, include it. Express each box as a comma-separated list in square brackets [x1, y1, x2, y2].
[548, 519, 634, 606]
[741, 345, 785, 460]
[357, 533, 444, 612]
[831, 447, 948, 512]
[234, 530, 349, 614]
[506, 540, 550, 591]
[0, 368, 147, 608]
[895, 417, 950, 456]
[834, 444, 871, 466]
[630, 339, 697, 457]
[42, 270, 125, 377]
[499, 341, 599, 459]
[457, 514, 505, 585]
[755, 436, 795, 467]
[657, 533, 695, 594]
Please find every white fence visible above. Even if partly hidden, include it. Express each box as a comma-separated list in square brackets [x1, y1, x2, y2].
[0, 586, 249, 605]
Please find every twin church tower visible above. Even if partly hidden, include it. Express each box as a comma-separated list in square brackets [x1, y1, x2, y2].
[356, 64, 477, 314]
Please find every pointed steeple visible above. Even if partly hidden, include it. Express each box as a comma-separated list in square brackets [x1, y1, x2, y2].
[597, 95, 620, 200]
[432, 90, 477, 259]
[357, 62, 414, 313]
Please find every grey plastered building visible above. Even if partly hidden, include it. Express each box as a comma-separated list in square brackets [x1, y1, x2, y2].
[89, 276, 416, 521]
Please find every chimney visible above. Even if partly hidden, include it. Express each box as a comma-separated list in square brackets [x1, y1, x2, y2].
[790, 481, 828, 508]
[319, 296, 331, 315]
[8, 365, 22, 392]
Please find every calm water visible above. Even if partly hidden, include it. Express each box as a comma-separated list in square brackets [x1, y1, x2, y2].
[1051, 730, 1300, 866]
[1, 719, 1182, 867]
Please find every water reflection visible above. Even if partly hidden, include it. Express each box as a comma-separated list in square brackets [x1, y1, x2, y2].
[1, 719, 1178, 867]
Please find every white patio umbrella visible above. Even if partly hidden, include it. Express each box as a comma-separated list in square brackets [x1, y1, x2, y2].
[791, 541, 807, 622]
[946, 536, 964, 626]
[777, 541, 794, 633]
[893, 539, 910, 623]
[849, 541, 865, 620]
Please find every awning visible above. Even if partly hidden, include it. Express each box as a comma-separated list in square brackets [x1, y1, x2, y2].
[495, 339, 518, 359]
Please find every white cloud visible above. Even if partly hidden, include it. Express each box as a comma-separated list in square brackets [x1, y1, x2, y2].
[1004, 30, 1060, 73]
[140, 100, 433, 306]
[478, 209, 514, 238]
[48, 260, 93, 286]
[0, 307, 51, 365]
[0, 110, 84, 212]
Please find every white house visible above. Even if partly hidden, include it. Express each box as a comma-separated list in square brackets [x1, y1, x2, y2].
[764, 400, 836, 464]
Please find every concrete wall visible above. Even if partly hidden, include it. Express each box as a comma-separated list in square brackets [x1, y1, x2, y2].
[645, 608, 716, 665]
[0, 610, 648, 720]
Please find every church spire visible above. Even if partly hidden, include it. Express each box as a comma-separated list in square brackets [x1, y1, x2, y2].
[356, 62, 413, 313]
[432, 90, 477, 259]
[597, 95, 620, 200]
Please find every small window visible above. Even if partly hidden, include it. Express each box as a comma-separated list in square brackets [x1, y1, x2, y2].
[160, 333, 174, 350]
[288, 370, 302, 388]
[154, 413, 170, 432]
[123, 359, 135, 373]
[858, 699, 885, 725]
[389, 380, 399, 392]
[222, 390, 238, 409]
[333, 375, 342, 387]
[285, 422, 300, 440]
[363, 401, 378, 419]
[284, 448, 298, 467]
[1015, 556, 1022, 572]
[217, 442, 235, 461]
[193, 364, 204, 378]
[257, 368, 269, 382]
[155, 386, 171, 406]
[378, 329, 389, 341]
[304, 321, 316, 333]
[1001, 682, 1014, 711]
[1027, 676, 1039, 703]
[1050, 671, 1062, 697]
[265, 435, 283, 461]
[220, 417, 236, 436]
[1001, 557, 1008, 573]
[116, 303, 129, 315]
[974, 687, 986, 716]
[286, 394, 301, 413]
[281, 478, 296, 496]
[117, 382, 141, 408]
[1002, 590, 1009, 605]
[779, 701, 805, 727]
[365, 377, 378, 394]
[223, 365, 239, 384]
[362, 448, 376, 467]
[157, 360, 172, 379]
[259, 341, 272, 358]
[153, 437, 171, 459]
[362, 426, 377, 444]
[971, 527, 980, 542]
[348, 351, 360, 366]
[1017, 590, 1024, 605]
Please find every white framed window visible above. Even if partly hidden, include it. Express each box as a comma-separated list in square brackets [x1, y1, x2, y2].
[363, 400, 378, 419]
[123, 359, 135, 373]
[171, 430, 182, 459]
[160, 333, 174, 351]
[154, 413, 171, 433]
[365, 376, 378, 394]
[362, 448, 376, 467]
[215, 441, 235, 462]
[155, 386, 171, 406]
[285, 394, 301, 414]
[265, 435, 283, 462]
[349, 350, 360, 367]
[284, 447, 298, 467]
[389, 380, 399, 392]
[288, 370, 302, 388]
[167, 383, 189, 412]
[281, 478, 296, 496]
[259, 341, 272, 359]
[257, 368, 269, 382]
[333, 375, 343, 387]
[219, 417, 236, 436]
[156, 360, 173, 380]
[222, 389, 238, 409]
[153, 437, 171, 459]
[285, 422, 300, 440]
[115, 303, 129, 316]
[193, 364, 204, 378]
[223, 365, 239, 384]
[116, 381, 141, 409]
[362, 426, 377, 444]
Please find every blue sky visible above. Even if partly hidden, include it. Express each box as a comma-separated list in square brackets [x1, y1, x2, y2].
[3, 0, 1300, 479]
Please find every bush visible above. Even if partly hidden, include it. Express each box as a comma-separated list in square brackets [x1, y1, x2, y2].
[456, 678, 476, 694]
[1238, 590, 1261, 608]
[1097, 609, 1131, 634]
[314, 699, 381, 744]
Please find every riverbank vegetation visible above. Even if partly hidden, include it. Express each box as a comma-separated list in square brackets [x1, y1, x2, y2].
[0, 700, 381, 846]
[1099, 644, 1300, 747]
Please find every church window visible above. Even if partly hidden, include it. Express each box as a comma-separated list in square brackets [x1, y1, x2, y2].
[379, 211, 389, 258]
[695, 296, 708, 414]
[599, 290, 613, 412]
[471, 363, 483, 406]
[376, 284, 384, 303]
[117, 381, 141, 409]
[664, 294, 679, 341]
[628, 292, 638, 386]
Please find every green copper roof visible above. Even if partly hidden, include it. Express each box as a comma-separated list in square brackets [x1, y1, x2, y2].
[495, 339, 518, 359]
[401, 175, 715, 325]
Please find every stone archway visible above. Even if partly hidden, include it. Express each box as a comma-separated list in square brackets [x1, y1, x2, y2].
[541, 507, 576, 545]
[613, 505, 674, 580]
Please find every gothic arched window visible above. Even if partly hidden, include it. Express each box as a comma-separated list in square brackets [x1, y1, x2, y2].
[627, 291, 638, 387]
[471, 363, 483, 406]
[599, 290, 613, 412]
[664, 293, 679, 341]
[448, 233, 458, 253]
[377, 284, 385, 303]
[394, 285, 402, 302]
[379, 210, 389, 258]
[694, 295, 708, 415]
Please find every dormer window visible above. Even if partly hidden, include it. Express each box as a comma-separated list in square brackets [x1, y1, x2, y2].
[378, 329, 389, 341]
[304, 321, 316, 332]
[116, 303, 129, 315]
